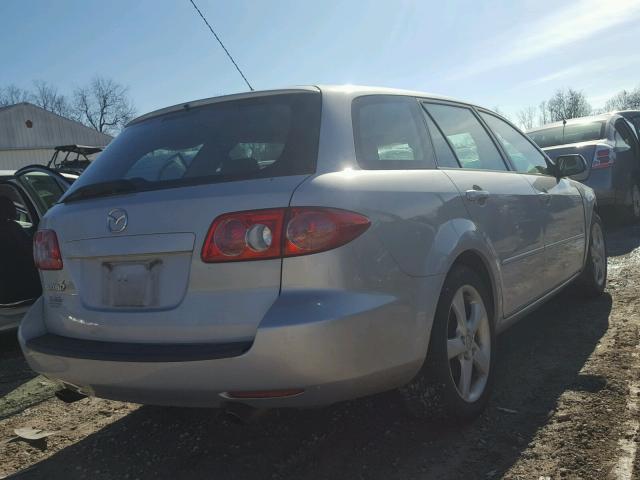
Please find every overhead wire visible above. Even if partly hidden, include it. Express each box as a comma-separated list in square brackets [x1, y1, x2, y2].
[188, 0, 254, 91]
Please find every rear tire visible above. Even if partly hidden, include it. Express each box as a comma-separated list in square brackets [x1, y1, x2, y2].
[627, 183, 640, 224]
[400, 265, 496, 422]
[576, 213, 607, 297]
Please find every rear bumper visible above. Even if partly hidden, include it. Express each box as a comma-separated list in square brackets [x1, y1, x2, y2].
[592, 188, 616, 207]
[583, 169, 617, 206]
[0, 300, 35, 332]
[0, 317, 20, 333]
[26, 334, 252, 362]
[19, 280, 441, 407]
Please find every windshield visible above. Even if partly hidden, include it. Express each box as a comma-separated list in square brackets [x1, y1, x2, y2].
[62, 92, 321, 202]
[528, 121, 605, 148]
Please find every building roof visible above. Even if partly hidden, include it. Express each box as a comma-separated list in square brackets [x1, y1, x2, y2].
[0, 102, 112, 150]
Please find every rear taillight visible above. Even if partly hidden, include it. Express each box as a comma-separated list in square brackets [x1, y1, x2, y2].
[201, 207, 370, 263]
[201, 209, 284, 262]
[592, 147, 614, 169]
[284, 207, 371, 256]
[33, 230, 63, 270]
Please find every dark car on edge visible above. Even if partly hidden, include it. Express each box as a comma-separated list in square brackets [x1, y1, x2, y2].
[0, 166, 74, 331]
[528, 113, 640, 223]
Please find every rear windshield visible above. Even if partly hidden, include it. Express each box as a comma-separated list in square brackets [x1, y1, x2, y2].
[528, 121, 605, 148]
[62, 92, 321, 201]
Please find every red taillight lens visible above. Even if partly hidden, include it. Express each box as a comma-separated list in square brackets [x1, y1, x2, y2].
[33, 230, 63, 270]
[201, 207, 370, 263]
[284, 207, 370, 256]
[201, 209, 284, 262]
[592, 147, 614, 169]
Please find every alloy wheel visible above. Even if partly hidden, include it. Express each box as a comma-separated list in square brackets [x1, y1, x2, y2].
[446, 285, 491, 403]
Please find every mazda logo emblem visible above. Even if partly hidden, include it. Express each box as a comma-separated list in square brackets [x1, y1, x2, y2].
[107, 208, 128, 233]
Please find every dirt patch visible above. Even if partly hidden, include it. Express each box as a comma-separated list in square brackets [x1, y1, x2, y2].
[0, 332, 58, 422]
[1, 224, 639, 480]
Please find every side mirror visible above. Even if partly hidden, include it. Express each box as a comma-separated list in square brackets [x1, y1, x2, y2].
[555, 154, 587, 178]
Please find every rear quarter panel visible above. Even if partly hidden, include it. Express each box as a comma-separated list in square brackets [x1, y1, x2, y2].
[287, 169, 505, 371]
[571, 179, 597, 268]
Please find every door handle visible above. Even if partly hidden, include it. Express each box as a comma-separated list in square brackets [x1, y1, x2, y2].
[465, 189, 490, 204]
[538, 191, 552, 206]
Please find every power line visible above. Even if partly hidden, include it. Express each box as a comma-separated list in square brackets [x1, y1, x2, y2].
[188, 0, 254, 91]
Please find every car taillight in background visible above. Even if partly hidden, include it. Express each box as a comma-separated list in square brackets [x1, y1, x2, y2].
[592, 146, 614, 170]
[34, 230, 63, 270]
[201, 207, 370, 263]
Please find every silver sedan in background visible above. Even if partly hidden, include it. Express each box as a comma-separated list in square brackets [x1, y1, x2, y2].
[19, 86, 606, 420]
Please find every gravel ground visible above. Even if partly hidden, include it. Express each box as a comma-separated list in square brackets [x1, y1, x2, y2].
[1, 223, 639, 480]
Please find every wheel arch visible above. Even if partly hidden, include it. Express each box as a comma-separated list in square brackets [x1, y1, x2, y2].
[433, 219, 504, 326]
[449, 249, 498, 326]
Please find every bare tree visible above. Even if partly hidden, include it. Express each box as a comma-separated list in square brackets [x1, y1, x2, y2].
[603, 87, 640, 112]
[31, 80, 72, 117]
[492, 106, 511, 121]
[516, 106, 537, 130]
[546, 88, 592, 122]
[72, 76, 136, 134]
[0, 85, 31, 106]
[538, 101, 549, 127]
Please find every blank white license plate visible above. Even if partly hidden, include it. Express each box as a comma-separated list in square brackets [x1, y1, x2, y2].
[101, 260, 161, 307]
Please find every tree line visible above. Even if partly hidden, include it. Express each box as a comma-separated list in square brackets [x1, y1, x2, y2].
[4, 77, 639, 135]
[515, 85, 640, 131]
[0, 77, 136, 136]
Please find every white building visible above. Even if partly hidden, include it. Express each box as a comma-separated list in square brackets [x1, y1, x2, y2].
[0, 102, 112, 169]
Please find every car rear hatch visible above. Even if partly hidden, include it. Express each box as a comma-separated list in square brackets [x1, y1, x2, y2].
[37, 89, 321, 345]
[542, 142, 602, 182]
[529, 120, 607, 181]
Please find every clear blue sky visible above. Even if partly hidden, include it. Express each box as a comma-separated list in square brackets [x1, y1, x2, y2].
[2, 0, 639, 121]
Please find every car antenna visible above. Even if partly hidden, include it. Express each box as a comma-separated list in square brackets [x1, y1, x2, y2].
[188, 0, 254, 92]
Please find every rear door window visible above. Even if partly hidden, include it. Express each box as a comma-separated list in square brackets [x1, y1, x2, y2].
[614, 119, 638, 156]
[63, 92, 321, 200]
[630, 116, 640, 138]
[423, 103, 507, 171]
[352, 96, 435, 169]
[0, 184, 34, 229]
[16, 170, 65, 213]
[423, 112, 459, 168]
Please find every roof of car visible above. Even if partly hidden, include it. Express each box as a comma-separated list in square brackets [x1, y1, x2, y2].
[128, 85, 476, 126]
[0, 169, 77, 181]
[614, 110, 640, 116]
[528, 113, 622, 132]
[316, 84, 460, 102]
[54, 145, 103, 155]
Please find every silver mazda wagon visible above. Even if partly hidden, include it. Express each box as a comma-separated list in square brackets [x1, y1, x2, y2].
[19, 85, 606, 420]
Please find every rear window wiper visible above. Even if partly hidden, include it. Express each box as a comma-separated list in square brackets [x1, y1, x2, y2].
[62, 178, 149, 203]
